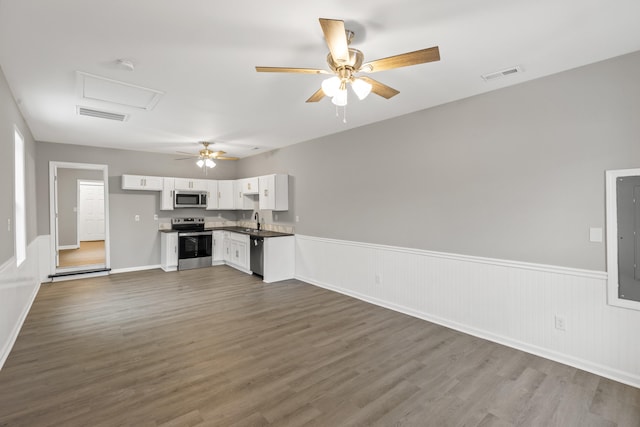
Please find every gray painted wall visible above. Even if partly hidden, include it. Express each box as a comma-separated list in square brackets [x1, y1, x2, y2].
[56, 168, 103, 247]
[238, 51, 640, 271]
[0, 65, 37, 265]
[35, 143, 239, 269]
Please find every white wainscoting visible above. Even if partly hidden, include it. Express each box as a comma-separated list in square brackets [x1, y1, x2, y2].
[0, 236, 47, 370]
[294, 234, 640, 388]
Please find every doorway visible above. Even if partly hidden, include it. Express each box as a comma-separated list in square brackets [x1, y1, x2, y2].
[49, 162, 110, 276]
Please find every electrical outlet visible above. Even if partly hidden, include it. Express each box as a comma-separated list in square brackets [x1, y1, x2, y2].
[153, 214, 158, 221]
[295, 216, 300, 222]
[135, 215, 140, 222]
[274, 214, 278, 221]
[554, 315, 566, 331]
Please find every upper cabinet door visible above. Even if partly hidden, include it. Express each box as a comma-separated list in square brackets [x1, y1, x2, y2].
[174, 178, 208, 191]
[122, 174, 163, 191]
[241, 177, 259, 194]
[258, 174, 289, 211]
[206, 180, 218, 210]
[217, 180, 235, 210]
[160, 177, 175, 210]
[235, 180, 255, 210]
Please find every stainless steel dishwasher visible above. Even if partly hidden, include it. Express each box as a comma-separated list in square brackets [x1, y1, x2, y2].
[250, 236, 264, 276]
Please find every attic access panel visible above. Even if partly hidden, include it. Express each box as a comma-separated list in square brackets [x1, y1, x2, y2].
[76, 71, 164, 110]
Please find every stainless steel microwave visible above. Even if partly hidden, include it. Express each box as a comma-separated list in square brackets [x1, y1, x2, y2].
[174, 191, 207, 208]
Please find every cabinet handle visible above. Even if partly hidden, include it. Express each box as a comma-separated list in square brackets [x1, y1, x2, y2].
[248, 183, 251, 190]
[235, 250, 239, 257]
[218, 191, 221, 199]
[239, 191, 242, 199]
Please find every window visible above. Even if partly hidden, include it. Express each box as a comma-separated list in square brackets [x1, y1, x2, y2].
[14, 127, 26, 266]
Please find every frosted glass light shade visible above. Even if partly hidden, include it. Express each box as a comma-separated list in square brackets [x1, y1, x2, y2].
[352, 78, 372, 100]
[331, 88, 347, 106]
[321, 76, 341, 97]
[196, 159, 204, 168]
[205, 158, 216, 168]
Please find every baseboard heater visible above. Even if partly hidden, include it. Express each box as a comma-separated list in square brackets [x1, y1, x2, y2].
[48, 268, 111, 279]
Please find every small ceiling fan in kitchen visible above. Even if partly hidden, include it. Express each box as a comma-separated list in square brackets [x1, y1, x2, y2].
[175, 142, 239, 169]
[255, 18, 440, 107]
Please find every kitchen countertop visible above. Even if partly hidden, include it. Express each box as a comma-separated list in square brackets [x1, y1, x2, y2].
[208, 226, 293, 238]
[159, 227, 293, 238]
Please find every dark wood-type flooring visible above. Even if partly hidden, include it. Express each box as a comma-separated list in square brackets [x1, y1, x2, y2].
[1, 266, 639, 426]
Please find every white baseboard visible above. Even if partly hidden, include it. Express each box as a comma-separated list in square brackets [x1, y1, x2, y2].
[294, 234, 640, 389]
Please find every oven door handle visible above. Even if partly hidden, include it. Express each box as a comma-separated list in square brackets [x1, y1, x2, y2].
[178, 231, 212, 237]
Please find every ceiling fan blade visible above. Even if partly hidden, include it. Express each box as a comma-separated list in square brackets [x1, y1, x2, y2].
[213, 156, 239, 161]
[319, 18, 349, 64]
[358, 76, 400, 99]
[176, 152, 198, 157]
[306, 88, 326, 103]
[174, 156, 196, 161]
[255, 66, 329, 74]
[361, 46, 440, 73]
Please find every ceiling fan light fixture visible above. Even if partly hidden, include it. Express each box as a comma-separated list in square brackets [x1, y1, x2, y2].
[332, 88, 348, 106]
[351, 78, 372, 100]
[205, 158, 216, 168]
[196, 159, 205, 168]
[321, 76, 341, 97]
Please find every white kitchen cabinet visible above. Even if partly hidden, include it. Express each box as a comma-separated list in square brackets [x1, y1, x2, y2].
[160, 177, 175, 210]
[234, 180, 255, 210]
[174, 177, 208, 191]
[258, 174, 289, 211]
[160, 232, 178, 272]
[212, 230, 224, 265]
[217, 180, 235, 210]
[122, 174, 164, 191]
[206, 180, 219, 210]
[263, 236, 295, 283]
[239, 177, 259, 194]
[223, 231, 250, 273]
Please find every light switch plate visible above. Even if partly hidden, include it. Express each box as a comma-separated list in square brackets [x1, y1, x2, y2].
[589, 227, 603, 243]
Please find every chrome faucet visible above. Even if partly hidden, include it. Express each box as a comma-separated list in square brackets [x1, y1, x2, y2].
[254, 212, 260, 230]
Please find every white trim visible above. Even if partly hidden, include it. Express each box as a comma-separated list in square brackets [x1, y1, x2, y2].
[58, 244, 80, 250]
[295, 234, 607, 280]
[605, 168, 640, 311]
[296, 273, 640, 388]
[49, 162, 111, 276]
[110, 264, 162, 275]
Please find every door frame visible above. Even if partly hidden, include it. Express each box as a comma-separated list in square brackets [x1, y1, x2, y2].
[77, 179, 105, 243]
[605, 168, 640, 311]
[49, 161, 110, 275]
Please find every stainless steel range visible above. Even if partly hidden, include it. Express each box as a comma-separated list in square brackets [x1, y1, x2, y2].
[171, 217, 212, 270]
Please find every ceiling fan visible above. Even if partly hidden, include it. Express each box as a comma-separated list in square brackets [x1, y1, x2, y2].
[256, 18, 440, 106]
[176, 142, 239, 169]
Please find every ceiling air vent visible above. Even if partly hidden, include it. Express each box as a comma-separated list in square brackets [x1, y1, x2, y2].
[481, 66, 523, 82]
[77, 106, 128, 122]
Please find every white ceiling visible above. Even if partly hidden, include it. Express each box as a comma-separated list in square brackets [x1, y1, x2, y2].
[1, 0, 639, 158]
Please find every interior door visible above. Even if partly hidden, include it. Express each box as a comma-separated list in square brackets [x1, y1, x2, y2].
[79, 181, 105, 241]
